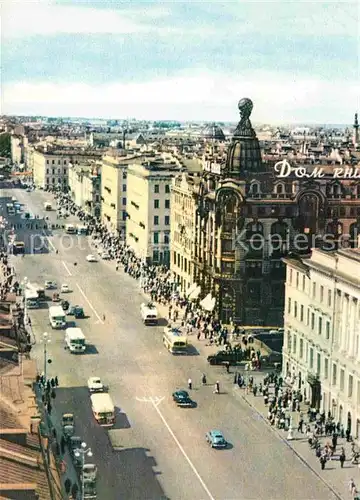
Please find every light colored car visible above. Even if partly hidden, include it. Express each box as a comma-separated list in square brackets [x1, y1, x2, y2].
[86, 254, 97, 262]
[60, 284, 70, 293]
[44, 280, 56, 289]
[87, 377, 104, 393]
[101, 251, 111, 260]
[205, 430, 227, 449]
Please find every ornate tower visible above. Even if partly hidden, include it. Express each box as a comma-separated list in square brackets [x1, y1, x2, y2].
[354, 113, 359, 147]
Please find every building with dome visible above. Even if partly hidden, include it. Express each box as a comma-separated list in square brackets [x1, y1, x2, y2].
[202, 123, 226, 142]
[170, 98, 360, 326]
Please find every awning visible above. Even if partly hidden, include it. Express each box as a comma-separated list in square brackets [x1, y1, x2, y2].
[200, 293, 216, 312]
[186, 282, 197, 298]
[188, 285, 201, 301]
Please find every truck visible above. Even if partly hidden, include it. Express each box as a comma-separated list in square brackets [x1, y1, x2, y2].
[90, 393, 115, 427]
[49, 305, 67, 329]
[65, 327, 86, 353]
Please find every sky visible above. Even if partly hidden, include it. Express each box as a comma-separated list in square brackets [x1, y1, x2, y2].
[1, 0, 359, 123]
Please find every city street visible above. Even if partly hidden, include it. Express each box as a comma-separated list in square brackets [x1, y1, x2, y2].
[2, 186, 339, 500]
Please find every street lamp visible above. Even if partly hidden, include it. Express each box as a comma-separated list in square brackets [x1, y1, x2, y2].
[40, 332, 51, 382]
[74, 442, 93, 500]
[22, 277, 28, 324]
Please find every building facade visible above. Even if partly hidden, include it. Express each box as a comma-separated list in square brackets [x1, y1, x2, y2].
[189, 98, 360, 325]
[126, 160, 180, 265]
[170, 172, 200, 293]
[282, 249, 360, 440]
[68, 162, 101, 217]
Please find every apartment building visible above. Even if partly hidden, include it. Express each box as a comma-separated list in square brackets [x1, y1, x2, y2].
[170, 171, 200, 293]
[126, 160, 181, 265]
[31, 146, 102, 190]
[282, 248, 360, 440]
[68, 162, 101, 217]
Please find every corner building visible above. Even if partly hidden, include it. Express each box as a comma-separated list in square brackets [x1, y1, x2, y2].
[282, 249, 360, 440]
[192, 98, 360, 325]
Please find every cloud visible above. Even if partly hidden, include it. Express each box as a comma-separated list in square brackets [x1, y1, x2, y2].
[2, 73, 358, 123]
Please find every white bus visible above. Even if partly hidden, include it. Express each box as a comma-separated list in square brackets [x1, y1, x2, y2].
[49, 305, 67, 329]
[90, 393, 115, 427]
[65, 327, 86, 353]
[65, 224, 76, 234]
[24, 289, 39, 309]
[140, 302, 158, 325]
[163, 327, 188, 354]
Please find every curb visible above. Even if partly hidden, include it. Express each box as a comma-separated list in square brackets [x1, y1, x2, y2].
[232, 386, 344, 500]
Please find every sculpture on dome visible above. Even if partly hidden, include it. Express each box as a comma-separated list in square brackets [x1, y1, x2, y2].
[233, 97, 256, 139]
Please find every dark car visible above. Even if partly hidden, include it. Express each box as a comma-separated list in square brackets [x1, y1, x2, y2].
[61, 300, 70, 311]
[207, 347, 244, 366]
[172, 390, 193, 407]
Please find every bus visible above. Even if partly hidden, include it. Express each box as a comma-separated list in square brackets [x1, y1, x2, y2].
[163, 327, 188, 354]
[13, 241, 25, 255]
[49, 305, 67, 329]
[64, 327, 86, 353]
[90, 393, 115, 427]
[6, 203, 15, 215]
[25, 289, 39, 309]
[140, 302, 158, 325]
[65, 224, 76, 234]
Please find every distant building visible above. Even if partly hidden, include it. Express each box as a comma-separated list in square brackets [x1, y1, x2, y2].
[126, 160, 181, 265]
[68, 162, 101, 217]
[100, 152, 145, 237]
[282, 249, 360, 440]
[30, 146, 102, 190]
[170, 171, 201, 294]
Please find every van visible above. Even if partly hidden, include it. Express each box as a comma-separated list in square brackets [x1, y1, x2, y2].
[90, 393, 115, 427]
[140, 302, 158, 325]
[49, 305, 66, 329]
[65, 327, 86, 353]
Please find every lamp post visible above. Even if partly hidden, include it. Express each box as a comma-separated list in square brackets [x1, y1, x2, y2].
[22, 276, 28, 325]
[74, 442, 93, 500]
[40, 332, 51, 382]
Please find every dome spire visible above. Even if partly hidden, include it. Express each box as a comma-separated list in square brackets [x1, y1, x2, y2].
[233, 98, 256, 139]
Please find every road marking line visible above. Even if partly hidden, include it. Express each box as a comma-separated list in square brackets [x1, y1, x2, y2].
[76, 283, 104, 324]
[43, 233, 57, 252]
[151, 399, 215, 500]
[62, 261, 72, 276]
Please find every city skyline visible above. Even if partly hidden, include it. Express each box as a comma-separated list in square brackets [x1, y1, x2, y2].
[2, 0, 359, 123]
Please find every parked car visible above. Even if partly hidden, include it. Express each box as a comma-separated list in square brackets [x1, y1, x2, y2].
[60, 284, 70, 293]
[68, 305, 85, 318]
[207, 346, 244, 366]
[100, 251, 111, 260]
[44, 280, 56, 290]
[205, 430, 227, 449]
[52, 292, 60, 302]
[61, 300, 70, 311]
[86, 254, 97, 262]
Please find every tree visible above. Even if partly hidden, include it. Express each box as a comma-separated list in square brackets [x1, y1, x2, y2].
[0, 133, 11, 157]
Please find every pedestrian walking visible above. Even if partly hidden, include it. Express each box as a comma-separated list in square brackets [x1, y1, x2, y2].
[319, 454, 327, 470]
[188, 378, 192, 390]
[339, 447, 345, 468]
[225, 361, 230, 373]
[202, 374, 207, 385]
[103, 314, 106, 321]
[213, 381, 220, 394]
[233, 372, 238, 384]
[349, 479, 357, 497]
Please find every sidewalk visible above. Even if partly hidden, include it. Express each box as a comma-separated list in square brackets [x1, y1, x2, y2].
[233, 384, 358, 500]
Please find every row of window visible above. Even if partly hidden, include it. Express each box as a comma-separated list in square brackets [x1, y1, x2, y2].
[153, 232, 170, 244]
[45, 178, 67, 185]
[288, 335, 360, 403]
[46, 168, 67, 175]
[287, 298, 331, 339]
[46, 159, 67, 165]
[153, 216, 170, 226]
[154, 184, 171, 194]
[154, 199, 170, 209]
[173, 251, 191, 274]
[288, 269, 333, 307]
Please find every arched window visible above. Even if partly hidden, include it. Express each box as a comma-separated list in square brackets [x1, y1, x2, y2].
[249, 182, 260, 196]
[246, 221, 263, 239]
[275, 183, 285, 194]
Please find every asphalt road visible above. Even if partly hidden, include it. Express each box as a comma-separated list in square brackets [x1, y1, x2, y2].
[2, 186, 339, 500]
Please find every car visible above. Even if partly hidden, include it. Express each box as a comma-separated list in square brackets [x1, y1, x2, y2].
[87, 377, 104, 393]
[172, 390, 193, 407]
[68, 305, 85, 318]
[44, 280, 56, 290]
[61, 300, 70, 311]
[60, 284, 70, 293]
[207, 346, 244, 366]
[205, 430, 227, 449]
[86, 254, 97, 262]
[100, 251, 111, 260]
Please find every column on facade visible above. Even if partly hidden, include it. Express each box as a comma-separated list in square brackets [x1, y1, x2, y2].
[338, 292, 346, 351]
[344, 294, 350, 353]
[348, 297, 357, 357]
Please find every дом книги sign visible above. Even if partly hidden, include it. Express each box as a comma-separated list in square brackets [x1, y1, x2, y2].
[274, 159, 360, 179]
